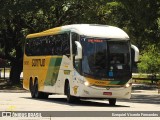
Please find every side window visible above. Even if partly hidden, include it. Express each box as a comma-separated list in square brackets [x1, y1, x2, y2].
[54, 34, 62, 55]
[41, 36, 49, 55]
[25, 39, 31, 56]
[25, 37, 48, 56]
[25, 38, 38, 56]
[50, 33, 70, 56]
[25, 33, 71, 56]
[35, 38, 41, 55]
[62, 33, 70, 55]
[48, 36, 55, 55]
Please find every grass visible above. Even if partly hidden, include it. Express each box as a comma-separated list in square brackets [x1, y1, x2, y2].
[132, 80, 154, 84]
[132, 73, 160, 85]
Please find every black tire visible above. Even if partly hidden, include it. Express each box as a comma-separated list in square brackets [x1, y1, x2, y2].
[109, 98, 116, 106]
[65, 82, 75, 103]
[34, 80, 49, 99]
[41, 92, 49, 99]
[29, 79, 35, 98]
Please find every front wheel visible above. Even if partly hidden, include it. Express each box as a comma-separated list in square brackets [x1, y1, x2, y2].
[109, 98, 116, 106]
[65, 82, 76, 103]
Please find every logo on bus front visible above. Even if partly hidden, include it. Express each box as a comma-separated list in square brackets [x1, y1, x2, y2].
[95, 81, 106, 85]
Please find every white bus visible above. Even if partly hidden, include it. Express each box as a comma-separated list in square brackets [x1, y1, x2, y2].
[23, 24, 139, 105]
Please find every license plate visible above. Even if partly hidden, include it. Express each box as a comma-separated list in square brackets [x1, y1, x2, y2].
[103, 92, 112, 96]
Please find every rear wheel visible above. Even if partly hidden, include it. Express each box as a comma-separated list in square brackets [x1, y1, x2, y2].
[29, 79, 35, 98]
[41, 93, 49, 99]
[34, 80, 49, 99]
[109, 98, 116, 106]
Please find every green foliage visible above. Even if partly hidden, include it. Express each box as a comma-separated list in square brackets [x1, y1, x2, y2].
[0, 0, 160, 82]
[138, 45, 160, 74]
[120, 0, 160, 49]
[0, 0, 112, 83]
[0, 48, 5, 55]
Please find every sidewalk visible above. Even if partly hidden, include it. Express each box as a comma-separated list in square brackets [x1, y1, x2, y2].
[132, 83, 159, 94]
[0, 80, 26, 92]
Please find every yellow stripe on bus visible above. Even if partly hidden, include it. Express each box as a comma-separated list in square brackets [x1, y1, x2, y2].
[85, 77, 110, 86]
[85, 77, 124, 87]
[26, 27, 62, 38]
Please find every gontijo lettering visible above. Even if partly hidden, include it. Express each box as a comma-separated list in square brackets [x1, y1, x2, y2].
[32, 59, 45, 67]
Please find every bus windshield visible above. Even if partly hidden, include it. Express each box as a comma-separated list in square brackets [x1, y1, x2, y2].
[81, 37, 131, 79]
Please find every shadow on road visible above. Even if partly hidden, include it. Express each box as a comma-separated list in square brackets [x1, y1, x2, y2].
[21, 96, 130, 108]
[21, 84, 160, 107]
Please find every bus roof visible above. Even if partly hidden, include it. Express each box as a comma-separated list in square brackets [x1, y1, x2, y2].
[26, 24, 129, 39]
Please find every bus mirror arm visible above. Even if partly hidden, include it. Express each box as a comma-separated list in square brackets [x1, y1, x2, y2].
[131, 44, 139, 62]
[75, 41, 82, 60]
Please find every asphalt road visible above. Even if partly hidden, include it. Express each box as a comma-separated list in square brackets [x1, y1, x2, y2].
[0, 85, 160, 120]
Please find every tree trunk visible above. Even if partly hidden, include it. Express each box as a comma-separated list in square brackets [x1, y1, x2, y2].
[9, 46, 23, 85]
[9, 59, 23, 84]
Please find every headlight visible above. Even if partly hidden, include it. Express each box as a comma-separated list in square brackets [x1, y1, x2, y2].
[84, 81, 90, 86]
[124, 83, 132, 88]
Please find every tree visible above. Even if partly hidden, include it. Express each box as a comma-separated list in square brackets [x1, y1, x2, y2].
[98, 0, 160, 50]
[116, 0, 160, 50]
[0, 0, 160, 84]
[138, 45, 160, 74]
[0, 0, 108, 84]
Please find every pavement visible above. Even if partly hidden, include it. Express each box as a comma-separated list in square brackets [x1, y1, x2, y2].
[0, 82, 159, 120]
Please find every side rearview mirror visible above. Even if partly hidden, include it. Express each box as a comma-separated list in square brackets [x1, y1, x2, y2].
[75, 41, 82, 59]
[131, 44, 139, 62]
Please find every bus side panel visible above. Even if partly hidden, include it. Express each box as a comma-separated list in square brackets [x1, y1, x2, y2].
[23, 55, 50, 91]
[43, 56, 63, 93]
[44, 56, 62, 86]
[55, 55, 73, 94]
[23, 55, 31, 90]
